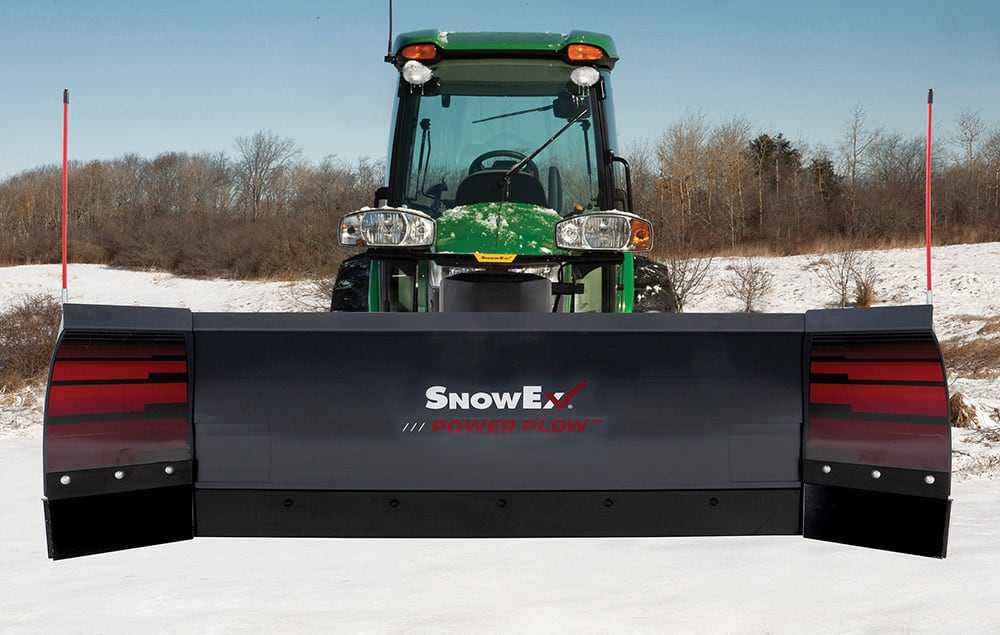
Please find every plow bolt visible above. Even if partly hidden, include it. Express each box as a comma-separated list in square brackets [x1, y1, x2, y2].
[114, 470, 125, 480]
[821, 465, 832, 474]
[871, 470, 882, 480]
[59, 475, 71, 486]
[164, 465, 175, 475]
[925, 475, 936, 485]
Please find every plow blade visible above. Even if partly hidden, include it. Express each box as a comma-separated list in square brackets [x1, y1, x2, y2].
[43, 304, 950, 559]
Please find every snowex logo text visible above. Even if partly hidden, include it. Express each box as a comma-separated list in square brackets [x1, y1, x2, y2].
[424, 380, 587, 411]
[401, 380, 604, 434]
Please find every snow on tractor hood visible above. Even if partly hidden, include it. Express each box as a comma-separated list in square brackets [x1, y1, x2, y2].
[434, 202, 562, 256]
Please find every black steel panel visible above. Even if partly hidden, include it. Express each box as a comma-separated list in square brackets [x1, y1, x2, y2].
[803, 484, 951, 558]
[195, 488, 802, 538]
[804, 304, 934, 333]
[44, 485, 193, 559]
[61, 303, 192, 332]
[191, 312, 806, 491]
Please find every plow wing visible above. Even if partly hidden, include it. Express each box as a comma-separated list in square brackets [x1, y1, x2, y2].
[43, 304, 950, 559]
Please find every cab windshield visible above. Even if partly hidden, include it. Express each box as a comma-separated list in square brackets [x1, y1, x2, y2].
[398, 59, 601, 216]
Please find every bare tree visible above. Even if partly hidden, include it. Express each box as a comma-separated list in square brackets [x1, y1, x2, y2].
[234, 131, 300, 219]
[839, 105, 883, 221]
[624, 139, 669, 243]
[663, 253, 714, 312]
[657, 112, 707, 236]
[814, 247, 878, 308]
[724, 257, 773, 312]
[183, 152, 231, 217]
[953, 109, 987, 167]
[144, 152, 184, 217]
[871, 133, 924, 187]
[353, 156, 385, 206]
[853, 254, 880, 307]
[707, 117, 752, 247]
[866, 133, 925, 233]
[106, 153, 146, 221]
[815, 249, 857, 308]
[951, 110, 988, 223]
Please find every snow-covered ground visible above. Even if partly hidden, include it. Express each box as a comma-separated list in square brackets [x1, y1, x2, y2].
[2, 245, 999, 633]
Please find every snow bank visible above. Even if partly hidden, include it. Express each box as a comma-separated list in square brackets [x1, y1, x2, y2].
[0, 264, 321, 313]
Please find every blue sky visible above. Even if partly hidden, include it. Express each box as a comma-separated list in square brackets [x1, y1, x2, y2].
[2, 0, 999, 179]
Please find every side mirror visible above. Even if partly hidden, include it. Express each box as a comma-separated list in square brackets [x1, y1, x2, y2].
[552, 94, 589, 120]
[372, 186, 389, 208]
[606, 152, 634, 215]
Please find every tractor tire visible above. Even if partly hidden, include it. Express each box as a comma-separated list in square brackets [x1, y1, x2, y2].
[633, 256, 679, 313]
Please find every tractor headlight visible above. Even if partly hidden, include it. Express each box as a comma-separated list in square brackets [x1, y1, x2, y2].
[555, 212, 652, 251]
[340, 208, 436, 248]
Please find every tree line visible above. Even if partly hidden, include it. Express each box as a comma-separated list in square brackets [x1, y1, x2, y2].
[2, 109, 999, 278]
[632, 106, 1000, 258]
[0, 132, 380, 278]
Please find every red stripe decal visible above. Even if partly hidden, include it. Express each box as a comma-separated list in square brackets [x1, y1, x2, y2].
[52, 360, 187, 382]
[810, 360, 944, 383]
[809, 383, 947, 418]
[55, 341, 186, 360]
[45, 334, 192, 474]
[811, 341, 940, 360]
[807, 417, 949, 471]
[48, 383, 188, 417]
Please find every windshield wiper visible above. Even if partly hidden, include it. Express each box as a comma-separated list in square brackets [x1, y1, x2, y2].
[500, 106, 590, 198]
[472, 104, 554, 124]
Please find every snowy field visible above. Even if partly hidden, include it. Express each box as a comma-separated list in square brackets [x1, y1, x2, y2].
[2, 244, 999, 633]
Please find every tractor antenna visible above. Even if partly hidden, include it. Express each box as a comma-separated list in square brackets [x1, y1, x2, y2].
[384, 0, 395, 63]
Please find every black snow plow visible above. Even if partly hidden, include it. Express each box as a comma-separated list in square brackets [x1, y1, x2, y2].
[43, 303, 951, 559]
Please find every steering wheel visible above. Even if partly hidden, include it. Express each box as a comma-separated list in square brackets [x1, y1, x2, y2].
[468, 150, 539, 179]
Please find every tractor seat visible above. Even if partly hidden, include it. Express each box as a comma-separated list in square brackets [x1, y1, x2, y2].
[454, 171, 547, 207]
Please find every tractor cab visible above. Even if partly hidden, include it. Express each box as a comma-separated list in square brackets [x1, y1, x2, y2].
[335, 31, 654, 313]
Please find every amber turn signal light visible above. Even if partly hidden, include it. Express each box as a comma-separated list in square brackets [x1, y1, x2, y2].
[630, 219, 652, 251]
[400, 43, 438, 60]
[565, 44, 604, 62]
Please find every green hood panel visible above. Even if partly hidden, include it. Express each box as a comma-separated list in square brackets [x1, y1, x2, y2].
[435, 203, 564, 256]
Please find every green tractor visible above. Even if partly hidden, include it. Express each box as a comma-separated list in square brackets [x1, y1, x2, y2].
[41, 31, 952, 560]
[332, 30, 676, 314]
